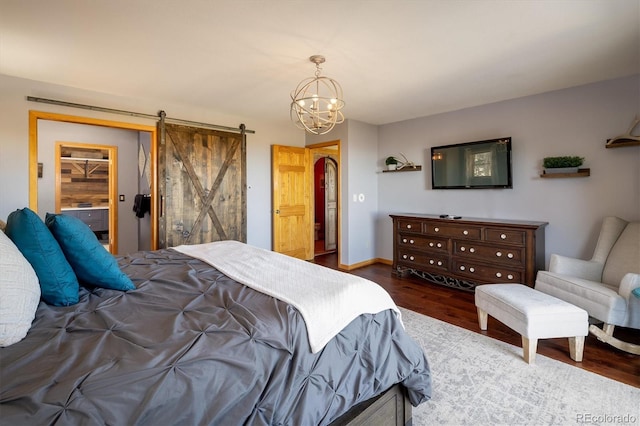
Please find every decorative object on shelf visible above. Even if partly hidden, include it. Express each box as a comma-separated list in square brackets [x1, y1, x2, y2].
[385, 156, 399, 171]
[290, 55, 345, 135]
[395, 152, 419, 170]
[384, 153, 421, 172]
[606, 116, 640, 148]
[542, 156, 584, 174]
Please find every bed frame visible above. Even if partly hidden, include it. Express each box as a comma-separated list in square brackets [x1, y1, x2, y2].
[331, 384, 412, 426]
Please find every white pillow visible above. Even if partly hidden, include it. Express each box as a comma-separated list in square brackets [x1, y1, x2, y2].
[0, 230, 41, 346]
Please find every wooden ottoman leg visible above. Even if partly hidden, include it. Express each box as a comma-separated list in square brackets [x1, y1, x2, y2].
[568, 336, 585, 362]
[477, 307, 488, 330]
[522, 337, 537, 364]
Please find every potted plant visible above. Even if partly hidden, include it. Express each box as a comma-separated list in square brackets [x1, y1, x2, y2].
[543, 156, 584, 174]
[385, 156, 399, 171]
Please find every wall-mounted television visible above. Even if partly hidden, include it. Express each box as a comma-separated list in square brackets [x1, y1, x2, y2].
[431, 137, 512, 189]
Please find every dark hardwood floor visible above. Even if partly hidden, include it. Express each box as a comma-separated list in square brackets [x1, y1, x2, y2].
[314, 253, 640, 388]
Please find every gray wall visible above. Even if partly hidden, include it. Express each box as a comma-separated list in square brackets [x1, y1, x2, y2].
[0, 73, 303, 251]
[1, 73, 638, 268]
[306, 120, 380, 266]
[376, 75, 640, 265]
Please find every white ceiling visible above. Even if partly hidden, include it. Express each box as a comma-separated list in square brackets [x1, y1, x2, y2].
[1, 0, 638, 128]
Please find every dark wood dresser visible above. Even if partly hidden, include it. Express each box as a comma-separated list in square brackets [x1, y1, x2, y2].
[390, 214, 547, 291]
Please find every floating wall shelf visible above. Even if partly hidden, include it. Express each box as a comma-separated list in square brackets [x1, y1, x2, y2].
[382, 165, 422, 173]
[605, 140, 640, 148]
[540, 168, 590, 178]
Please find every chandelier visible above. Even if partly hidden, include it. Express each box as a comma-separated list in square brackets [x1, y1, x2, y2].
[290, 55, 345, 135]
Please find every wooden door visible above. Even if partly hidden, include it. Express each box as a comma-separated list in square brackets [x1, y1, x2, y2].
[324, 157, 338, 251]
[158, 123, 246, 248]
[272, 145, 313, 260]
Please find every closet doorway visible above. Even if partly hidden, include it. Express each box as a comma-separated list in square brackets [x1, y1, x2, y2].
[29, 111, 157, 253]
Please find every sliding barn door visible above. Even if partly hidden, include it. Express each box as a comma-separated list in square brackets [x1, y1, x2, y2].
[158, 123, 246, 248]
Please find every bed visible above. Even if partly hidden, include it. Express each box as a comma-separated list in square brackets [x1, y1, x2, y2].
[0, 213, 431, 425]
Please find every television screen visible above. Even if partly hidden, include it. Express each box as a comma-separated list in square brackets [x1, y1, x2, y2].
[431, 137, 512, 189]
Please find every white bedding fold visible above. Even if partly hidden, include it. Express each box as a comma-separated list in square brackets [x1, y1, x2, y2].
[173, 241, 401, 353]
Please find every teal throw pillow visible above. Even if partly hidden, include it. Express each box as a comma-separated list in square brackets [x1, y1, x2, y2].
[45, 213, 135, 291]
[5, 208, 79, 306]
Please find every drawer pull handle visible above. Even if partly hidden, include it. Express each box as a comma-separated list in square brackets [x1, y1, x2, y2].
[437, 261, 443, 266]
[507, 253, 514, 259]
[460, 246, 465, 251]
[507, 274, 514, 280]
[496, 251, 502, 257]
[459, 266, 465, 271]
[437, 243, 442, 248]
[434, 227, 439, 232]
[406, 224, 412, 229]
[429, 242, 434, 247]
[469, 248, 475, 253]
[410, 239, 414, 244]
[500, 233, 507, 239]
[463, 230, 469, 235]
[409, 256, 415, 261]
[429, 260, 435, 264]
[469, 267, 475, 273]
[402, 254, 407, 259]
[402, 238, 407, 243]
[496, 272, 502, 278]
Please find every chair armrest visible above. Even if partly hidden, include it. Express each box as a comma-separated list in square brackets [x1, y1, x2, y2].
[618, 273, 640, 300]
[548, 254, 603, 281]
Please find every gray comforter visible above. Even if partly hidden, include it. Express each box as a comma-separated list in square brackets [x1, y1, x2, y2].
[0, 249, 431, 425]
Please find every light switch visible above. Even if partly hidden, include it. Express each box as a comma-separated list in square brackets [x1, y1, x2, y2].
[119, 194, 125, 202]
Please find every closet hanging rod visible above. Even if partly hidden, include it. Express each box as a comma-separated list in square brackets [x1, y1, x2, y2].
[26, 96, 255, 134]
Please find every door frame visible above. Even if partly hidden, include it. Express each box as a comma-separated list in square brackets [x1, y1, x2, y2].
[28, 110, 159, 249]
[308, 140, 341, 262]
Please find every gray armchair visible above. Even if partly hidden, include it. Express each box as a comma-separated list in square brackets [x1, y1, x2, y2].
[535, 216, 640, 355]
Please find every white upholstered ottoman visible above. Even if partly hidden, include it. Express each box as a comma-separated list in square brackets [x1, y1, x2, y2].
[474, 284, 588, 364]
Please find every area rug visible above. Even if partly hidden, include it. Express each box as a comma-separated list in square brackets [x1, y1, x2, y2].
[400, 307, 640, 426]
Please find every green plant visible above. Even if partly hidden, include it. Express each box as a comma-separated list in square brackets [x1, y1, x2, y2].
[543, 156, 584, 168]
[385, 156, 399, 165]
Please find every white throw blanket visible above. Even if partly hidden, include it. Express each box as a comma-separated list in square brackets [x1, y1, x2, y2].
[173, 241, 401, 353]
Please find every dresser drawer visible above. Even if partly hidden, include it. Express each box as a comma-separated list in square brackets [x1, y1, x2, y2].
[397, 249, 449, 272]
[452, 259, 522, 283]
[484, 228, 526, 246]
[453, 240, 524, 266]
[398, 233, 448, 253]
[396, 219, 424, 233]
[63, 209, 108, 232]
[423, 223, 481, 240]
[77, 210, 103, 221]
